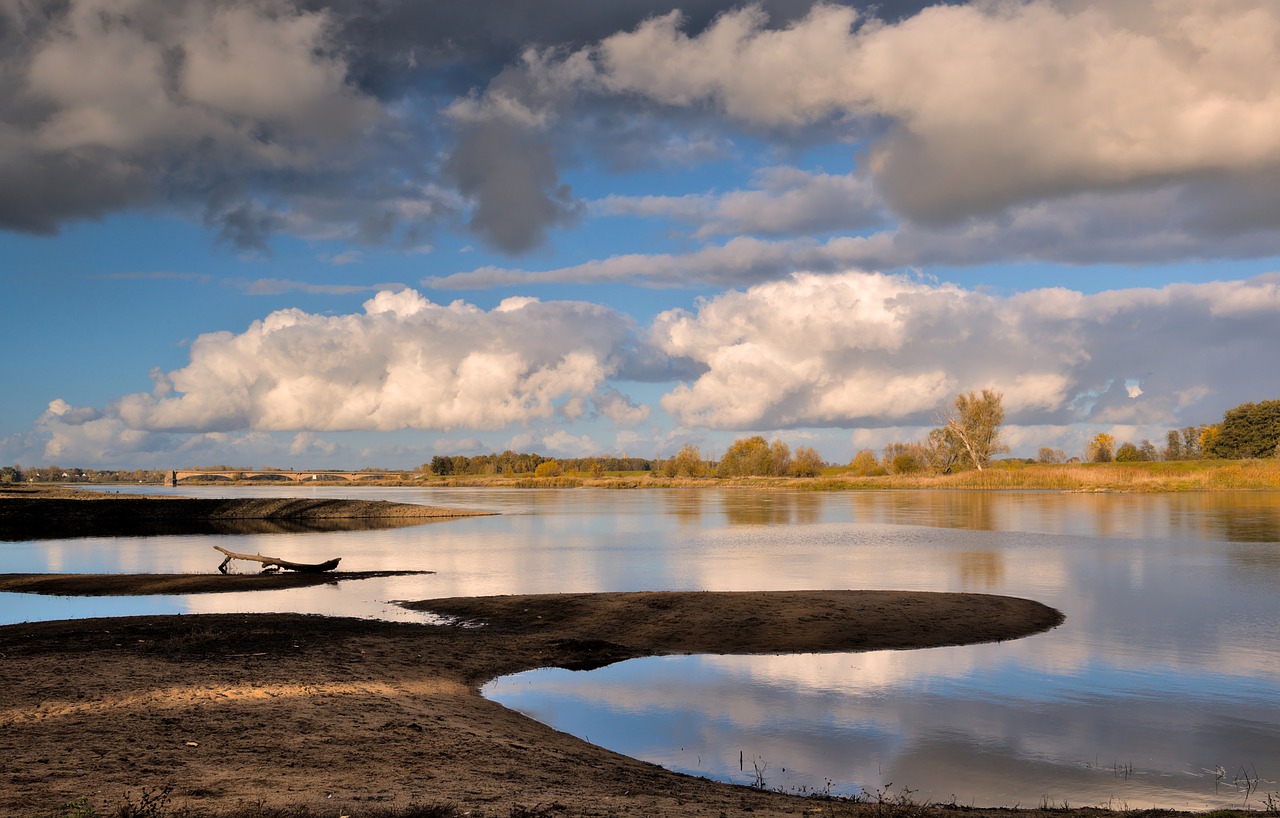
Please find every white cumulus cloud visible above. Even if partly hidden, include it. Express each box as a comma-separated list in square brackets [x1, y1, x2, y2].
[113, 289, 644, 433]
[651, 271, 1280, 430]
[26, 273, 1280, 466]
[595, 388, 652, 425]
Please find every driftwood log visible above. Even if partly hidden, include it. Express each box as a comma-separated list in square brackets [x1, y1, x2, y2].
[214, 545, 342, 574]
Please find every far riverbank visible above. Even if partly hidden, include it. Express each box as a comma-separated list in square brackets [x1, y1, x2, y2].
[117, 458, 1280, 493]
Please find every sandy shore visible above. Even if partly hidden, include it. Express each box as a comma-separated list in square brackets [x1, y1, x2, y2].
[0, 485, 491, 541]
[0, 590, 1064, 816]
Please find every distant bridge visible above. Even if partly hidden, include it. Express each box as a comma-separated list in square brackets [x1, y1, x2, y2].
[165, 469, 394, 486]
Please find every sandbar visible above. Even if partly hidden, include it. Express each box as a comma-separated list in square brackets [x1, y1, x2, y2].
[0, 485, 491, 541]
[0, 590, 1063, 816]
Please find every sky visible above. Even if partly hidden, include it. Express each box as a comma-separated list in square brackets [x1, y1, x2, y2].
[3, 0, 1280, 470]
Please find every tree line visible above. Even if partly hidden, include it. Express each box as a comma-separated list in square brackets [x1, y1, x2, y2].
[663, 389, 1010, 478]
[657, 436, 826, 478]
[845, 393, 1280, 475]
[1082, 399, 1280, 463]
[425, 452, 654, 477]
[0, 466, 165, 484]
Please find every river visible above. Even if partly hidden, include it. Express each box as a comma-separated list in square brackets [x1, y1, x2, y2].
[2, 486, 1277, 810]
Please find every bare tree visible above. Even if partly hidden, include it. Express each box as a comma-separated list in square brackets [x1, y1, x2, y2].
[937, 389, 1009, 471]
[1037, 447, 1067, 464]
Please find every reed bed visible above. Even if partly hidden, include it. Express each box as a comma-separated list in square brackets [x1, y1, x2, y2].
[803, 459, 1280, 492]
[584, 460, 1280, 492]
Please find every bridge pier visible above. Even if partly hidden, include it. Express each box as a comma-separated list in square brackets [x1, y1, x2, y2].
[165, 470, 178, 488]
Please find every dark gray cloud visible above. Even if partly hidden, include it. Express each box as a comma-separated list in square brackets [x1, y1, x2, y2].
[32, 0, 1270, 272]
[0, 147, 151, 233]
[433, 176, 1280, 289]
[205, 198, 282, 253]
[444, 121, 582, 254]
[0, 0, 942, 254]
[315, 0, 943, 92]
[2, 0, 408, 247]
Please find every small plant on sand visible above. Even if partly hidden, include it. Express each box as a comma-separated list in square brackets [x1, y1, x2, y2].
[62, 796, 100, 818]
[1262, 791, 1280, 815]
[113, 784, 186, 818]
[854, 783, 928, 818]
[790, 777, 837, 799]
[750, 756, 769, 789]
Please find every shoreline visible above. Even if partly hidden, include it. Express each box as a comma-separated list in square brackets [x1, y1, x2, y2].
[1, 590, 1065, 816]
[0, 570, 435, 596]
[0, 485, 492, 541]
[17, 454, 1280, 494]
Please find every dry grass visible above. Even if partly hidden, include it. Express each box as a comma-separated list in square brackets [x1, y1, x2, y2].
[585, 460, 1280, 492]
[835, 459, 1280, 492]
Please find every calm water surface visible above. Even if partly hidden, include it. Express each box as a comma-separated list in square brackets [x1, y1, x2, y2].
[2, 486, 1278, 809]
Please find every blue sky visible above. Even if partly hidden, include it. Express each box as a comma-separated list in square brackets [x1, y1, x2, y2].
[3, 0, 1280, 470]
